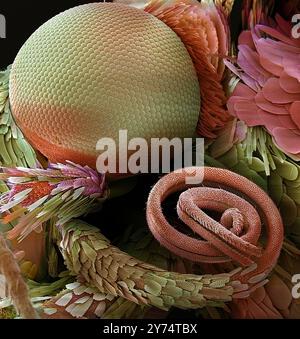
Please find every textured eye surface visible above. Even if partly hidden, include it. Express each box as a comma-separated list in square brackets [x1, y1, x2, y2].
[9, 3, 200, 169]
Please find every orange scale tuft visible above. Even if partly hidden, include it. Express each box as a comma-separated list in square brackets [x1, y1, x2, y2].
[10, 182, 53, 207]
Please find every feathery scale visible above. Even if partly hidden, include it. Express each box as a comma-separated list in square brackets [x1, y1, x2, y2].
[0, 271, 73, 316]
[43, 220, 196, 319]
[226, 14, 300, 160]
[42, 281, 146, 319]
[0, 161, 108, 241]
[0, 67, 36, 168]
[269, 165, 300, 247]
[207, 123, 300, 247]
[58, 219, 234, 311]
[215, 1, 300, 247]
[41, 235, 154, 319]
[228, 241, 300, 318]
[206, 140, 300, 318]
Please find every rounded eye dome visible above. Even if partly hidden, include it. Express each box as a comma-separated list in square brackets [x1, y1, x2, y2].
[9, 3, 200, 170]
